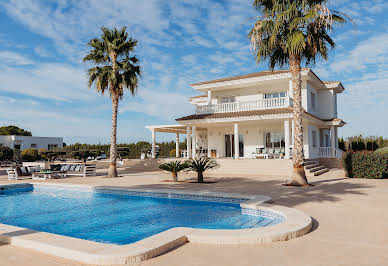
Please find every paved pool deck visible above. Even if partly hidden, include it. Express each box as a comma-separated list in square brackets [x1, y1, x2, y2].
[1, 168, 387, 266]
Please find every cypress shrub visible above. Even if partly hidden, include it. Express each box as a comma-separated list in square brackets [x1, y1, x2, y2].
[342, 152, 353, 178]
[357, 141, 366, 151]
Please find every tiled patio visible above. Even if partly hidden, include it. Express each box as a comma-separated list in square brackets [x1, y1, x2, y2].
[1, 168, 387, 266]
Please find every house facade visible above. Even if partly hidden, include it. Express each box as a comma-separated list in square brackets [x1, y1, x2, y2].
[0, 135, 63, 151]
[146, 68, 345, 160]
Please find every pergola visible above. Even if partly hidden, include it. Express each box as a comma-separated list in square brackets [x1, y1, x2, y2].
[145, 124, 205, 159]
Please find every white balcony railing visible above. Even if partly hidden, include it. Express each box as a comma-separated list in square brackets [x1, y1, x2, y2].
[312, 147, 343, 159]
[196, 97, 292, 115]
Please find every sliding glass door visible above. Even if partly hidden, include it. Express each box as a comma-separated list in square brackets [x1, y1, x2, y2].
[225, 134, 244, 157]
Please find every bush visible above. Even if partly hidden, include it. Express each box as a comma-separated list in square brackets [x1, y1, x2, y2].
[159, 160, 188, 182]
[342, 151, 387, 179]
[0, 146, 14, 161]
[186, 157, 219, 183]
[21, 148, 40, 162]
[342, 152, 353, 178]
[169, 149, 176, 157]
[338, 138, 345, 151]
[375, 147, 388, 156]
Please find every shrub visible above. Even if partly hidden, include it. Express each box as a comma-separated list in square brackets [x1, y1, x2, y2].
[159, 160, 188, 182]
[342, 152, 353, 178]
[21, 148, 40, 162]
[186, 157, 219, 183]
[169, 149, 176, 157]
[343, 151, 387, 179]
[0, 146, 14, 161]
[375, 147, 388, 156]
[338, 138, 345, 151]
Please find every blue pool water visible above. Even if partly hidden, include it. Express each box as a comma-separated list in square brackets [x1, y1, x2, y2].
[0, 185, 282, 245]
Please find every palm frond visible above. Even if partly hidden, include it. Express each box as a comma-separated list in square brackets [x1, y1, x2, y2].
[84, 26, 142, 99]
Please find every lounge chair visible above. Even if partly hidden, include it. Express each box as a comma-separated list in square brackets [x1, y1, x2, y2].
[5, 165, 40, 180]
[62, 164, 96, 178]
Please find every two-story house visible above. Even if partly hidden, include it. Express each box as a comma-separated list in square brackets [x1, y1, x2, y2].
[146, 68, 345, 161]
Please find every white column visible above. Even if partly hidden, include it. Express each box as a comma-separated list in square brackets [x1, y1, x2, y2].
[284, 120, 290, 159]
[151, 129, 156, 159]
[331, 125, 336, 157]
[234, 123, 239, 159]
[175, 133, 180, 158]
[186, 126, 191, 159]
[207, 90, 212, 105]
[192, 126, 197, 158]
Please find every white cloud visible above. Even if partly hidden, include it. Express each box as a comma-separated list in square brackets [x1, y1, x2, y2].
[120, 89, 194, 120]
[0, 59, 95, 102]
[181, 54, 197, 65]
[0, 51, 33, 65]
[34, 45, 51, 57]
[338, 67, 388, 137]
[331, 33, 388, 73]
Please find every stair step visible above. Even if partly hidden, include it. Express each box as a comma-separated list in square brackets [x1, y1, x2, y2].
[313, 168, 329, 176]
[309, 166, 326, 173]
[305, 163, 319, 169]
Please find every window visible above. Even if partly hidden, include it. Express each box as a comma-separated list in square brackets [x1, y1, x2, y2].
[219, 96, 236, 103]
[48, 144, 58, 150]
[265, 132, 285, 148]
[14, 144, 21, 150]
[311, 92, 316, 111]
[31, 144, 37, 148]
[264, 92, 287, 99]
[0, 143, 3, 147]
[325, 134, 330, 147]
[312, 131, 317, 147]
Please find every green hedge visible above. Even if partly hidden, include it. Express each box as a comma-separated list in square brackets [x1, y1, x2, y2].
[375, 147, 388, 156]
[21, 148, 40, 162]
[342, 151, 388, 179]
[0, 146, 14, 161]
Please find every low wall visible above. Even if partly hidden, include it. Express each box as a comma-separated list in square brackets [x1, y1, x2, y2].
[318, 158, 343, 169]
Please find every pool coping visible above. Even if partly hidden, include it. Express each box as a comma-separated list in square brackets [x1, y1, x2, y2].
[0, 183, 312, 265]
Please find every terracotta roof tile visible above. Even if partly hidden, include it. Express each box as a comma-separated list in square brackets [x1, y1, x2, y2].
[323, 81, 341, 84]
[189, 94, 207, 100]
[176, 107, 293, 121]
[191, 69, 310, 86]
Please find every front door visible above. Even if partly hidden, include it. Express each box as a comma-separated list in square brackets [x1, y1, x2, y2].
[225, 134, 244, 158]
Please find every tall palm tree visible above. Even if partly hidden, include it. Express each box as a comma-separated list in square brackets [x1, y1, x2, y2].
[84, 27, 141, 177]
[249, 0, 348, 186]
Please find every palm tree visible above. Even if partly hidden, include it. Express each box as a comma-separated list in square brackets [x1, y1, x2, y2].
[249, 0, 348, 186]
[187, 157, 219, 183]
[159, 161, 189, 182]
[84, 27, 141, 177]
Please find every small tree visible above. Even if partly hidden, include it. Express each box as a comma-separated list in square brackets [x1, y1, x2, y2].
[0, 147, 14, 161]
[186, 157, 219, 183]
[21, 149, 40, 162]
[159, 161, 188, 182]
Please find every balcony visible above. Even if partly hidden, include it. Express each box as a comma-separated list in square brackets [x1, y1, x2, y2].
[195, 97, 292, 115]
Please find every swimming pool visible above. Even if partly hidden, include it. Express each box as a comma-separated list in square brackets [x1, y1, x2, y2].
[0, 184, 283, 245]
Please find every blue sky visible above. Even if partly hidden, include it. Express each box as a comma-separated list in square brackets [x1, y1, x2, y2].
[0, 0, 387, 144]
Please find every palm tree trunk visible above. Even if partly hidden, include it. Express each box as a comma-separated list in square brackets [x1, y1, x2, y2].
[287, 54, 309, 186]
[108, 94, 119, 178]
[198, 172, 204, 183]
[172, 172, 178, 182]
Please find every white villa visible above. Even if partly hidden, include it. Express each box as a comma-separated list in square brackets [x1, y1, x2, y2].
[147, 68, 345, 161]
[0, 135, 63, 151]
